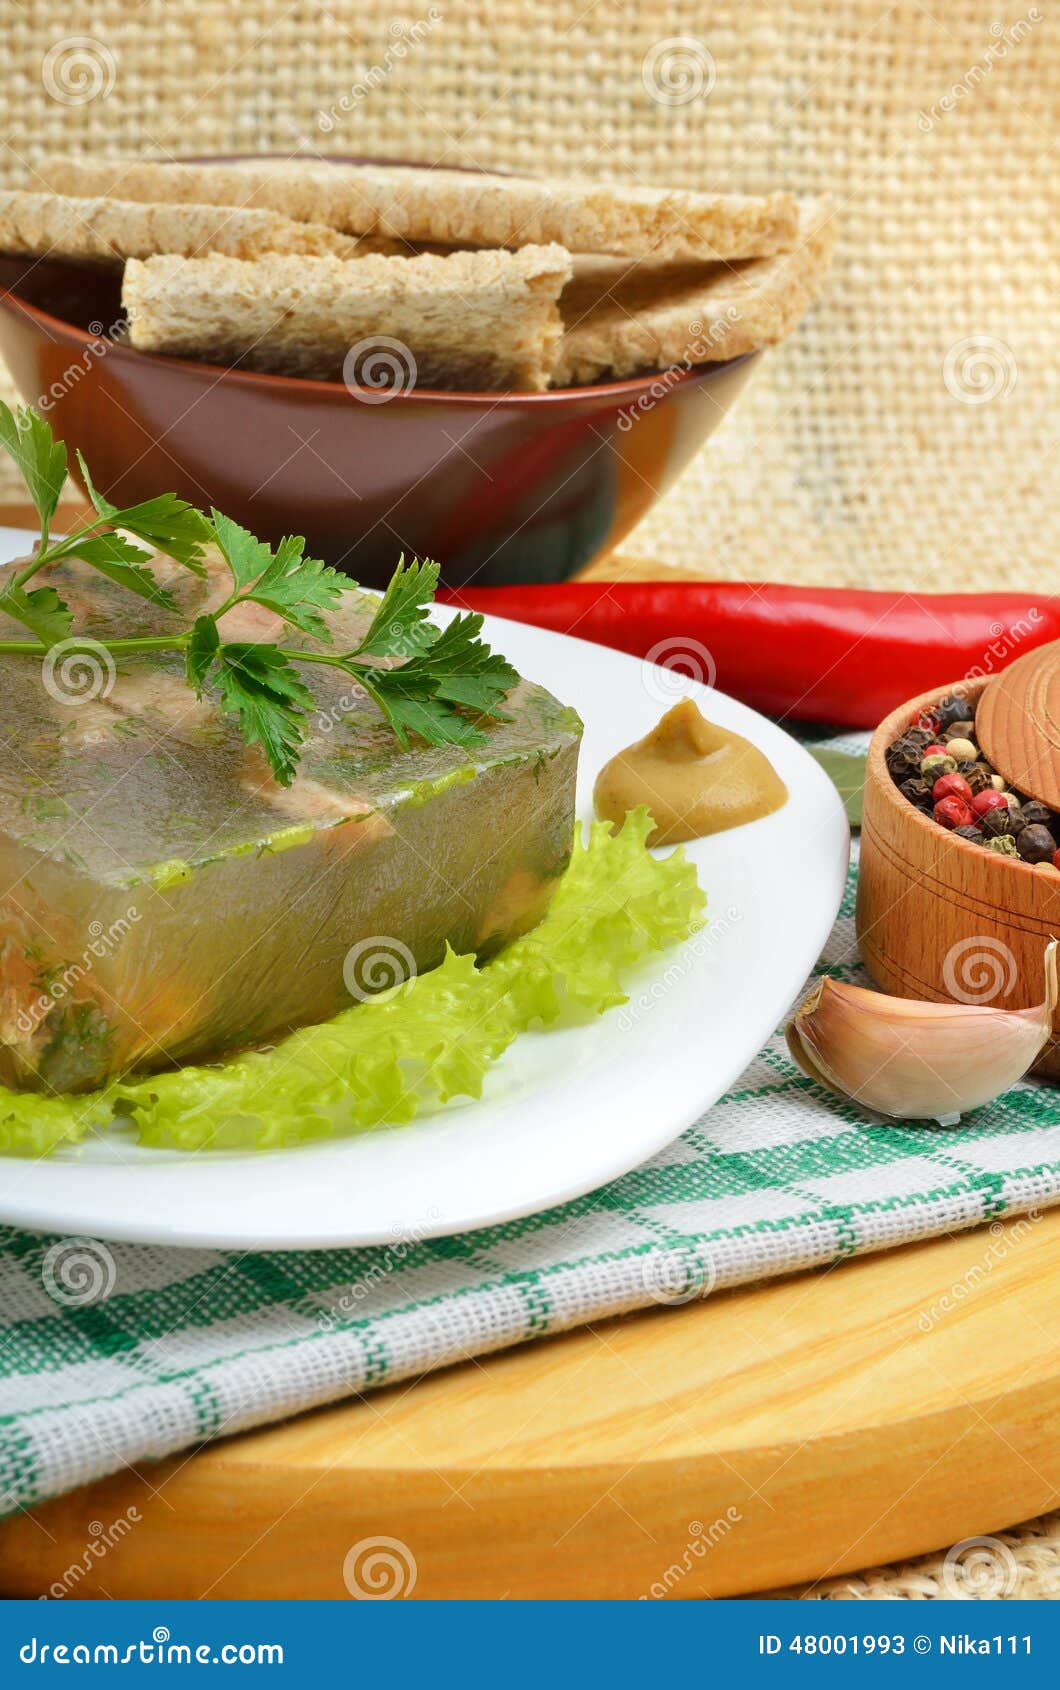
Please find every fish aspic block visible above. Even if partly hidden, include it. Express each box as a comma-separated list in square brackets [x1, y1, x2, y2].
[0, 559, 581, 1092]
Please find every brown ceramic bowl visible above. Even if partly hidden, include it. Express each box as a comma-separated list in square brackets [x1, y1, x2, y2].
[856, 678, 1060, 1078]
[0, 161, 759, 585]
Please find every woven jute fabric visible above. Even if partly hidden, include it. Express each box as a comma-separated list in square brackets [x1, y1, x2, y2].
[1, 0, 1056, 589]
[777, 1511, 1060, 1600]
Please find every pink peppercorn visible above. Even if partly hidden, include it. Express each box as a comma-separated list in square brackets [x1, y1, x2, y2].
[970, 789, 1009, 818]
[932, 772, 972, 804]
[921, 743, 949, 759]
[934, 795, 974, 829]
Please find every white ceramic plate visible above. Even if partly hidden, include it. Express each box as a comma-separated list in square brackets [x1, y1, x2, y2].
[0, 529, 848, 1248]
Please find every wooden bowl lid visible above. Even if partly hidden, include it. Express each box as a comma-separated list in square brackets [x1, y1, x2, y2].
[977, 640, 1060, 809]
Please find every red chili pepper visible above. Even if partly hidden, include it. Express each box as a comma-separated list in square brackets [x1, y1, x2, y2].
[435, 581, 1060, 728]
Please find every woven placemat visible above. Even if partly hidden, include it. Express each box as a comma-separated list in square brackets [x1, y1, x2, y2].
[777, 1511, 1060, 1600]
[1, 0, 1056, 590]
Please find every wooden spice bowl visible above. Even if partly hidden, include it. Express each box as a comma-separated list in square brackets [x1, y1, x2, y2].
[857, 677, 1060, 1079]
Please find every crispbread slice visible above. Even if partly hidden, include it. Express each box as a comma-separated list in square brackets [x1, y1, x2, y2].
[553, 197, 836, 384]
[0, 190, 359, 263]
[40, 156, 799, 261]
[121, 246, 573, 392]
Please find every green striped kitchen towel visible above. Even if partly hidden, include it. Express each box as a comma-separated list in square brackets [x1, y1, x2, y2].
[2, 734, 1059, 1517]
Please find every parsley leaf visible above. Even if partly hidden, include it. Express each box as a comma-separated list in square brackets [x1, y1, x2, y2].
[213, 642, 315, 786]
[76, 454, 210, 573]
[209, 510, 273, 589]
[353, 612, 518, 748]
[0, 404, 67, 528]
[0, 583, 73, 646]
[59, 532, 178, 612]
[239, 534, 347, 642]
[185, 614, 220, 693]
[351, 556, 440, 660]
[356, 676, 493, 749]
[407, 613, 520, 710]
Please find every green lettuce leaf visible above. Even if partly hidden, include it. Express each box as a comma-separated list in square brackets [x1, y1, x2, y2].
[0, 1089, 108, 1158]
[0, 810, 705, 1157]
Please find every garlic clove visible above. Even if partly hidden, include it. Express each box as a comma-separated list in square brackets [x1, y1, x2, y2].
[786, 940, 1057, 1125]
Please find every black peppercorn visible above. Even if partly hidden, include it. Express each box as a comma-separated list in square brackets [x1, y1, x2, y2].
[1017, 824, 1055, 863]
[1001, 803, 1027, 835]
[1020, 800, 1056, 831]
[900, 777, 933, 810]
[887, 735, 927, 781]
[904, 726, 933, 748]
[887, 756, 920, 786]
[982, 806, 1017, 838]
[942, 720, 976, 743]
[963, 763, 994, 795]
[936, 695, 974, 729]
[954, 824, 984, 843]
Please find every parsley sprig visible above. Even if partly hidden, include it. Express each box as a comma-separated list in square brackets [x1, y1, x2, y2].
[0, 403, 518, 784]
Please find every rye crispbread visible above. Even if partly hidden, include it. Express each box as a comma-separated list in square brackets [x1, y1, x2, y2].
[40, 156, 798, 261]
[554, 198, 837, 384]
[122, 245, 573, 391]
[0, 190, 359, 263]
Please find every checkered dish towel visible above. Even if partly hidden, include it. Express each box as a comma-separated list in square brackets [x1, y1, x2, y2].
[3, 731, 1060, 1517]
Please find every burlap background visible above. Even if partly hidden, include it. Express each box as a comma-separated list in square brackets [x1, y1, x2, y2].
[1, 0, 1056, 588]
[778, 1510, 1060, 1601]
[0, 0, 1058, 1600]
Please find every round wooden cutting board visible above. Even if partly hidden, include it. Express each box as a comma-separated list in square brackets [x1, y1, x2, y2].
[1, 1206, 1059, 1600]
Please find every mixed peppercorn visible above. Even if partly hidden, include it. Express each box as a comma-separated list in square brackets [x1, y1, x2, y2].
[886, 693, 1060, 868]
